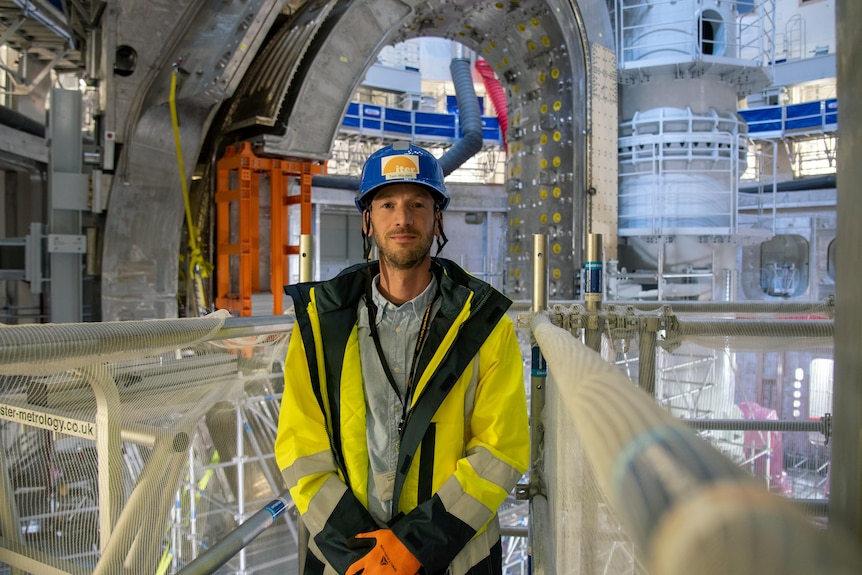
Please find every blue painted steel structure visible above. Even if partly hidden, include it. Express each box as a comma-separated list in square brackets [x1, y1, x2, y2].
[739, 98, 838, 138]
[340, 102, 503, 145]
[342, 98, 838, 146]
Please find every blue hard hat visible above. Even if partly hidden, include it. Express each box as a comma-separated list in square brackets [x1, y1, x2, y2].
[355, 142, 450, 212]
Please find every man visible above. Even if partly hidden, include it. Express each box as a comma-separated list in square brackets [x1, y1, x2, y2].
[275, 142, 529, 575]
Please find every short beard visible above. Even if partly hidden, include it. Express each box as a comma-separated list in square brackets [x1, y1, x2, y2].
[373, 228, 434, 271]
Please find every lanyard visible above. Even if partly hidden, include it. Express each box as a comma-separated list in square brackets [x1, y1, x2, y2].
[365, 288, 439, 437]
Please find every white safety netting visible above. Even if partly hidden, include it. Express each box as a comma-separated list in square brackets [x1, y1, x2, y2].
[1, 299, 859, 575]
[0, 312, 292, 574]
[526, 301, 860, 575]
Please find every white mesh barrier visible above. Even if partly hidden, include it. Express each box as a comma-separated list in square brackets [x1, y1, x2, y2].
[0, 313, 294, 574]
[601, 301, 836, 510]
[0, 313, 530, 575]
[2, 302, 859, 575]
[530, 308, 862, 575]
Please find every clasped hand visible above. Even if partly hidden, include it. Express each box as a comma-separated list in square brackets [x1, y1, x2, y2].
[346, 529, 421, 575]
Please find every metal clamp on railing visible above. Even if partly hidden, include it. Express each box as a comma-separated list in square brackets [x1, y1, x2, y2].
[821, 412, 833, 445]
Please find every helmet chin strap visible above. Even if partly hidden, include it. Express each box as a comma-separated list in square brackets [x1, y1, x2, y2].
[434, 210, 448, 257]
[362, 209, 374, 261]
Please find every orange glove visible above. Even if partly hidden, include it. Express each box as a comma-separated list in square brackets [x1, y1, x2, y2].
[346, 529, 421, 575]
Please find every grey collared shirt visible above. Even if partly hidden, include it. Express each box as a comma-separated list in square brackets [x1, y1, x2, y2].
[357, 273, 440, 524]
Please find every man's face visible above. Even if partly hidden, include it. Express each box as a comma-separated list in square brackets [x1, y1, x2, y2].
[365, 183, 439, 271]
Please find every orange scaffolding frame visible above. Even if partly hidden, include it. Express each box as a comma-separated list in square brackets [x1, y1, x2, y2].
[215, 142, 325, 316]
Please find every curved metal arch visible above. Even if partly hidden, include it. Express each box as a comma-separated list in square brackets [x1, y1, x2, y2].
[100, 0, 615, 318]
[259, 0, 615, 299]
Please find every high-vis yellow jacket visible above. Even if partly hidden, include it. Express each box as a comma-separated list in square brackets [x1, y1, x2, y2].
[275, 259, 530, 575]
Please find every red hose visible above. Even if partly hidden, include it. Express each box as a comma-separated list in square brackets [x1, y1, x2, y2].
[475, 58, 508, 151]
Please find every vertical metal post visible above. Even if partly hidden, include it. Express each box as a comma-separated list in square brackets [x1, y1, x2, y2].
[581, 233, 603, 575]
[81, 364, 122, 553]
[724, 268, 734, 301]
[832, 0, 862, 543]
[657, 240, 665, 302]
[485, 210, 493, 286]
[236, 401, 247, 572]
[314, 203, 322, 282]
[172, 486, 181, 572]
[583, 233, 603, 352]
[48, 88, 84, 322]
[239, 153, 253, 316]
[528, 234, 549, 574]
[532, 234, 548, 313]
[215, 150, 232, 311]
[638, 316, 659, 396]
[189, 446, 198, 560]
[531, 233, 548, 472]
[284, 161, 322, 290]
[250, 171, 261, 294]
[530, 233, 548, 471]
[271, 163, 287, 314]
[299, 234, 313, 283]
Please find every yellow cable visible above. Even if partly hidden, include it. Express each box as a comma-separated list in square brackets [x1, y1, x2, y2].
[170, 68, 212, 313]
[154, 450, 222, 573]
[155, 549, 173, 575]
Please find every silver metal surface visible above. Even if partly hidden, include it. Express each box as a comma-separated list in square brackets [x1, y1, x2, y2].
[261, 0, 616, 301]
[832, 0, 862, 544]
[0, 0, 607, 320]
[224, 0, 338, 135]
[259, 0, 415, 159]
[0, 124, 48, 164]
[529, 232, 550, 574]
[100, 0, 287, 320]
[299, 233, 313, 282]
[48, 88, 83, 323]
[532, 234, 548, 314]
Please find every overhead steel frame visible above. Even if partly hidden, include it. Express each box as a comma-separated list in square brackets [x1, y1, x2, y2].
[215, 142, 325, 316]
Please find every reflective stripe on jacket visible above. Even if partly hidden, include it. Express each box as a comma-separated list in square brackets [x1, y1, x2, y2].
[275, 258, 530, 574]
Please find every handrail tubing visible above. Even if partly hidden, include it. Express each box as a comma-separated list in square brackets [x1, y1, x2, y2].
[0, 315, 293, 368]
[175, 494, 293, 575]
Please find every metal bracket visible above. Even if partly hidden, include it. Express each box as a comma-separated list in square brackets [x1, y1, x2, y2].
[821, 413, 832, 445]
[516, 481, 546, 500]
[48, 234, 87, 254]
[515, 312, 534, 329]
[25, 223, 43, 294]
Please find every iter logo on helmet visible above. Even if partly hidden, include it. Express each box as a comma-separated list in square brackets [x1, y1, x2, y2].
[381, 154, 420, 180]
[355, 143, 451, 212]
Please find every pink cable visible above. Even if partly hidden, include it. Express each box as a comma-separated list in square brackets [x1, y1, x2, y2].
[475, 58, 508, 151]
